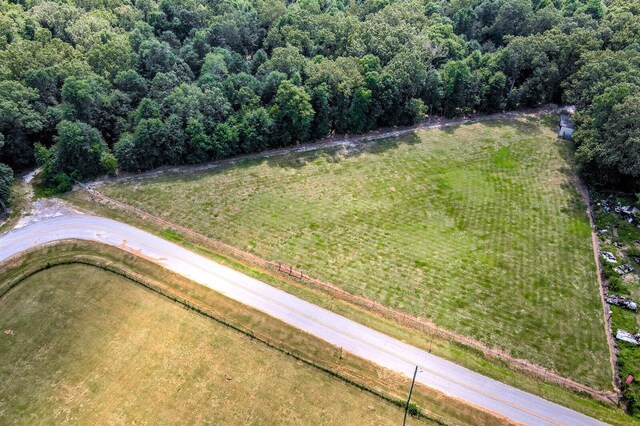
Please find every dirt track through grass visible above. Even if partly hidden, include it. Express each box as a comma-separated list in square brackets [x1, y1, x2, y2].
[101, 116, 611, 389]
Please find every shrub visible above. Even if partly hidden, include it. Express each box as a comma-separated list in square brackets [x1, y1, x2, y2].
[618, 343, 640, 418]
[0, 163, 13, 206]
[624, 383, 640, 418]
[53, 173, 73, 193]
[627, 248, 640, 258]
[602, 265, 615, 280]
[407, 402, 420, 417]
[608, 276, 630, 294]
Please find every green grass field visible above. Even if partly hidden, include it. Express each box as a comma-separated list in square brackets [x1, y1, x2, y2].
[0, 264, 429, 425]
[101, 116, 611, 389]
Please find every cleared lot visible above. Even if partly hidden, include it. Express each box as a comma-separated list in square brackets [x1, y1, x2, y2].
[101, 116, 610, 389]
[0, 264, 427, 425]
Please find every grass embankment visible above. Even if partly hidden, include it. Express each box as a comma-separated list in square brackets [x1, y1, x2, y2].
[0, 176, 29, 234]
[99, 116, 610, 390]
[0, 242, 506, 425]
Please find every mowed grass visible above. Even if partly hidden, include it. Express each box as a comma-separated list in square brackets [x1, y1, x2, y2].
[0, 264, 423, 425]
[102, 116, 610, 389]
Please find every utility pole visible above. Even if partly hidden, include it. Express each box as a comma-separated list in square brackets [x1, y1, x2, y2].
[403, 365, 419, 426]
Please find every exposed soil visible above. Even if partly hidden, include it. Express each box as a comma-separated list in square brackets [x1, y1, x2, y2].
[576, 179, 621, 395]
[14, 198, 82, 230]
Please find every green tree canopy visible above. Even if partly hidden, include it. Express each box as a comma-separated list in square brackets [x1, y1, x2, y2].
[272, 80, 314, 146]
[48, 120, 114, 180]
[0, 0, 638, 199]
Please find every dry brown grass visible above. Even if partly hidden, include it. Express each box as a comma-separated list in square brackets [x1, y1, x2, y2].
[0, 264, 422, 425]
[0, 242, 510, 425]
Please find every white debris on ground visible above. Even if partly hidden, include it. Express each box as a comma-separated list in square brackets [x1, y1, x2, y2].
[23, 167, 39, 185]
[2, 167, 83, 231]
[0, 168, 41, 229]
[605, 294, 638, 311]
[616, 329, 640, 345]
[614, 264, 635, 275]
[14, 198, 82, 229]
[621, 205, 640, 217]
[601, 251, 617, 263]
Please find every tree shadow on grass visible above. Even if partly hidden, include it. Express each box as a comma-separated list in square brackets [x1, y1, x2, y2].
[263, 116, 555, 172]
[483, 116, 548, 134]
[128, 116, 554, 183]
[263, 132, 423, 170]
[431, 115, 548, 138]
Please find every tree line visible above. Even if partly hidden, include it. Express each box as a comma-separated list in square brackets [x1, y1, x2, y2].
[0, 0, 639, 206]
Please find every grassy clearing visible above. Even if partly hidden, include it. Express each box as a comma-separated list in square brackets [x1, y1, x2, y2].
[61, 195, 637, 425]
[101, 116, 610, 389]
[0, 265, 418, 425]
[0, 242, 508, 425]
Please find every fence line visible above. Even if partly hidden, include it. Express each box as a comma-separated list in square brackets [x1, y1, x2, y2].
[83, 187, 620, 403]
[1, 255, 450, 424]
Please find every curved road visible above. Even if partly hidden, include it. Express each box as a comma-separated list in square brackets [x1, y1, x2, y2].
[0, 214, 605, 425]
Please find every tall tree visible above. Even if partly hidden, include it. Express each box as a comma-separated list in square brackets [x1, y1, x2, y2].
[0, 134, 13, 208]
[43, 120, 115, 183]
[0, 81, 44, 168]
[441, 60, 474, 117]
[272, 80, 314, 146]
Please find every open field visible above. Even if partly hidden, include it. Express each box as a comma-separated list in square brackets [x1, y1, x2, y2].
[56, 204, 640, 426]
[0, 263, 429, 425]
[100, 116, 610, 389]
[1, 242, 511, 425]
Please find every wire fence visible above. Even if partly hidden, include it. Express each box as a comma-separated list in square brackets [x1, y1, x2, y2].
[1, 253, 448, 424]
[83, 186, 620, 404]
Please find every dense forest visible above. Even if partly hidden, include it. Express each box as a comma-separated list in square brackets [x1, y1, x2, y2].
[0, 0, 639, 205]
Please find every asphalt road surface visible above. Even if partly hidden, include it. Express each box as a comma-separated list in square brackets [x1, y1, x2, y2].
[0, 214, 606, 425]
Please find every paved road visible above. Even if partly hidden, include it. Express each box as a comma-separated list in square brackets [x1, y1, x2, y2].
[0, 214, 605, 425]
